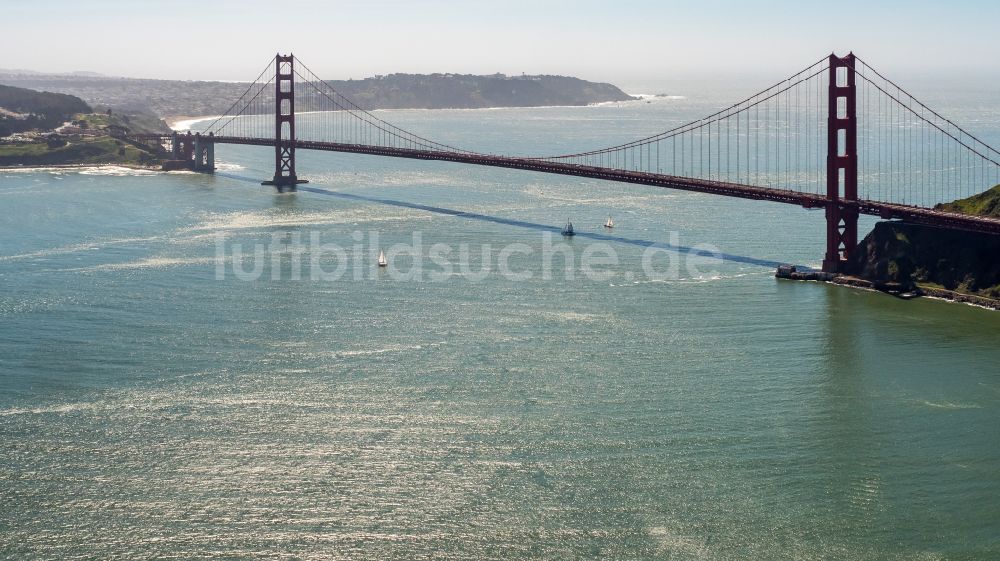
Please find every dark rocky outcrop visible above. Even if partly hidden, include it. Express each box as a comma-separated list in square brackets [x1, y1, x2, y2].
[844, 221, 1000, 299]
[778, 185, 1000, 308]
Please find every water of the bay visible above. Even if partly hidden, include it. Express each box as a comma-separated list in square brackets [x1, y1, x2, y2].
[1, 83, 999, 560]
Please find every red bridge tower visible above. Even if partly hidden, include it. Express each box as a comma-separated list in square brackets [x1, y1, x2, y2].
[823, 53, 858, 273]
[263, 54, 307, 192]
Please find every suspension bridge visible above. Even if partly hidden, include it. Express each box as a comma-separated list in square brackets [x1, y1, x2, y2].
[131, 52, 1000, 273]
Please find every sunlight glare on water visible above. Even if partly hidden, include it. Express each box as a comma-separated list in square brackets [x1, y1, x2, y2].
[2, 89, 1000, 560]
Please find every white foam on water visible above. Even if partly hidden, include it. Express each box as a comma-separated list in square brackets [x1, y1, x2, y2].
[1, 165, 157, 176]
[614, 271, 767, 287]
[1, 166, 71, 175]
[334, 344, 425, 358]
[921, 400, 982, 410]
[0, 402, 101, 417]
[522, 184, 668, 206]
[629, 94, 687, 101]
[0, 235, 164, 262]
[331, 341, 446, 358]
[213, 161, 244, 172]
[622, 93, 688, 102]
[533, 311, 602, 323]
[180, 208, 428, 235]
[306, 169, 474, 189]
[65, 256, 221, 272]
[588, 95, 687, 107]
[0, 243, 101, 262]
[79, 166, 160, 177]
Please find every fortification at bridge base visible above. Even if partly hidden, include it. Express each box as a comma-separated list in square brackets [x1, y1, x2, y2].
[777, 221, 1000, 310]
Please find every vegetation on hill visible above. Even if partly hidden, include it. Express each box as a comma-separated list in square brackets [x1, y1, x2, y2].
[72, 111, 171, 135]
[0, 84, 90, 136]
[0, 136, 163, 167]
[0, 83, 171, 167]
[934, 184, 1000, 218]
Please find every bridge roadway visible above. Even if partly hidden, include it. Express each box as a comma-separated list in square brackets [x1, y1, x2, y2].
[143, 134, 1000, 236]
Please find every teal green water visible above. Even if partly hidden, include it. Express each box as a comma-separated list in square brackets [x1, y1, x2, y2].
[2, 99, 1000, 559]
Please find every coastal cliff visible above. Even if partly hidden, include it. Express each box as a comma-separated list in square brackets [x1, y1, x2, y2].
[778, 186, 1000, 308]
[844, 221, 1000, 300]
[842, 185, 1000, 305]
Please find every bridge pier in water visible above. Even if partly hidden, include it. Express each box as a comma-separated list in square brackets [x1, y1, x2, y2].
[192, 133, 215, 172]
[171, 131, 195, 162]
[262, 54, 307, 192]
[166, 131, 214, 172]
[822, 53, 859, 273]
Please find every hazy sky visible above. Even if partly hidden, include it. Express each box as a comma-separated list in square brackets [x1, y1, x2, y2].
[4, 0, 999, 85]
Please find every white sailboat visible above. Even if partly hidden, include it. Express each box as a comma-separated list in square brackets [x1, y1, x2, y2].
[377, 249, 387, 267]
[604, 216, 614, 229]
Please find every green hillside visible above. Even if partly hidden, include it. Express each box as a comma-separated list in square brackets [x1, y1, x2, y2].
[935, 184, 1000, 218]
[0, 136, 161, 167]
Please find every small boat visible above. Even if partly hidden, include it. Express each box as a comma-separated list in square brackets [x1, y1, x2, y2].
[561, 221, 575, 236]
[604, 216, 614, 229]
[377, 249, 387, 267]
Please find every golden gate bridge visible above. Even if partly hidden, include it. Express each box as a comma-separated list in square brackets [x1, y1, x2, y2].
[131, 52, 1000, 273]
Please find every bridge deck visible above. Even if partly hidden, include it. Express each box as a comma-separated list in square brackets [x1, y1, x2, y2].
[136, 134, 1000, 236]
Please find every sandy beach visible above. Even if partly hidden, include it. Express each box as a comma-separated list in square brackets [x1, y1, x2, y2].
[165, 115, 221, 131]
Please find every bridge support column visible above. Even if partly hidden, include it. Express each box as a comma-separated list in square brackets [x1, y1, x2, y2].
[180, 132, 194, 162]
[193, 133, 204, 171]
[823, 53, 859, 273]
[192, 133, 215, 173]
[206, 132, 214, 171]
[262, 53, 307, 192]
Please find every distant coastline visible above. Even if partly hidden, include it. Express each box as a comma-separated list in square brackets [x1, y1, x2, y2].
[1, 71, 635, 119]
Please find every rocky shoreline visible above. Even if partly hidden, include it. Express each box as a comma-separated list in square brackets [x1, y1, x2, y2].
[775, 216, 1000, 312]
[775, 265, 1000, 310]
